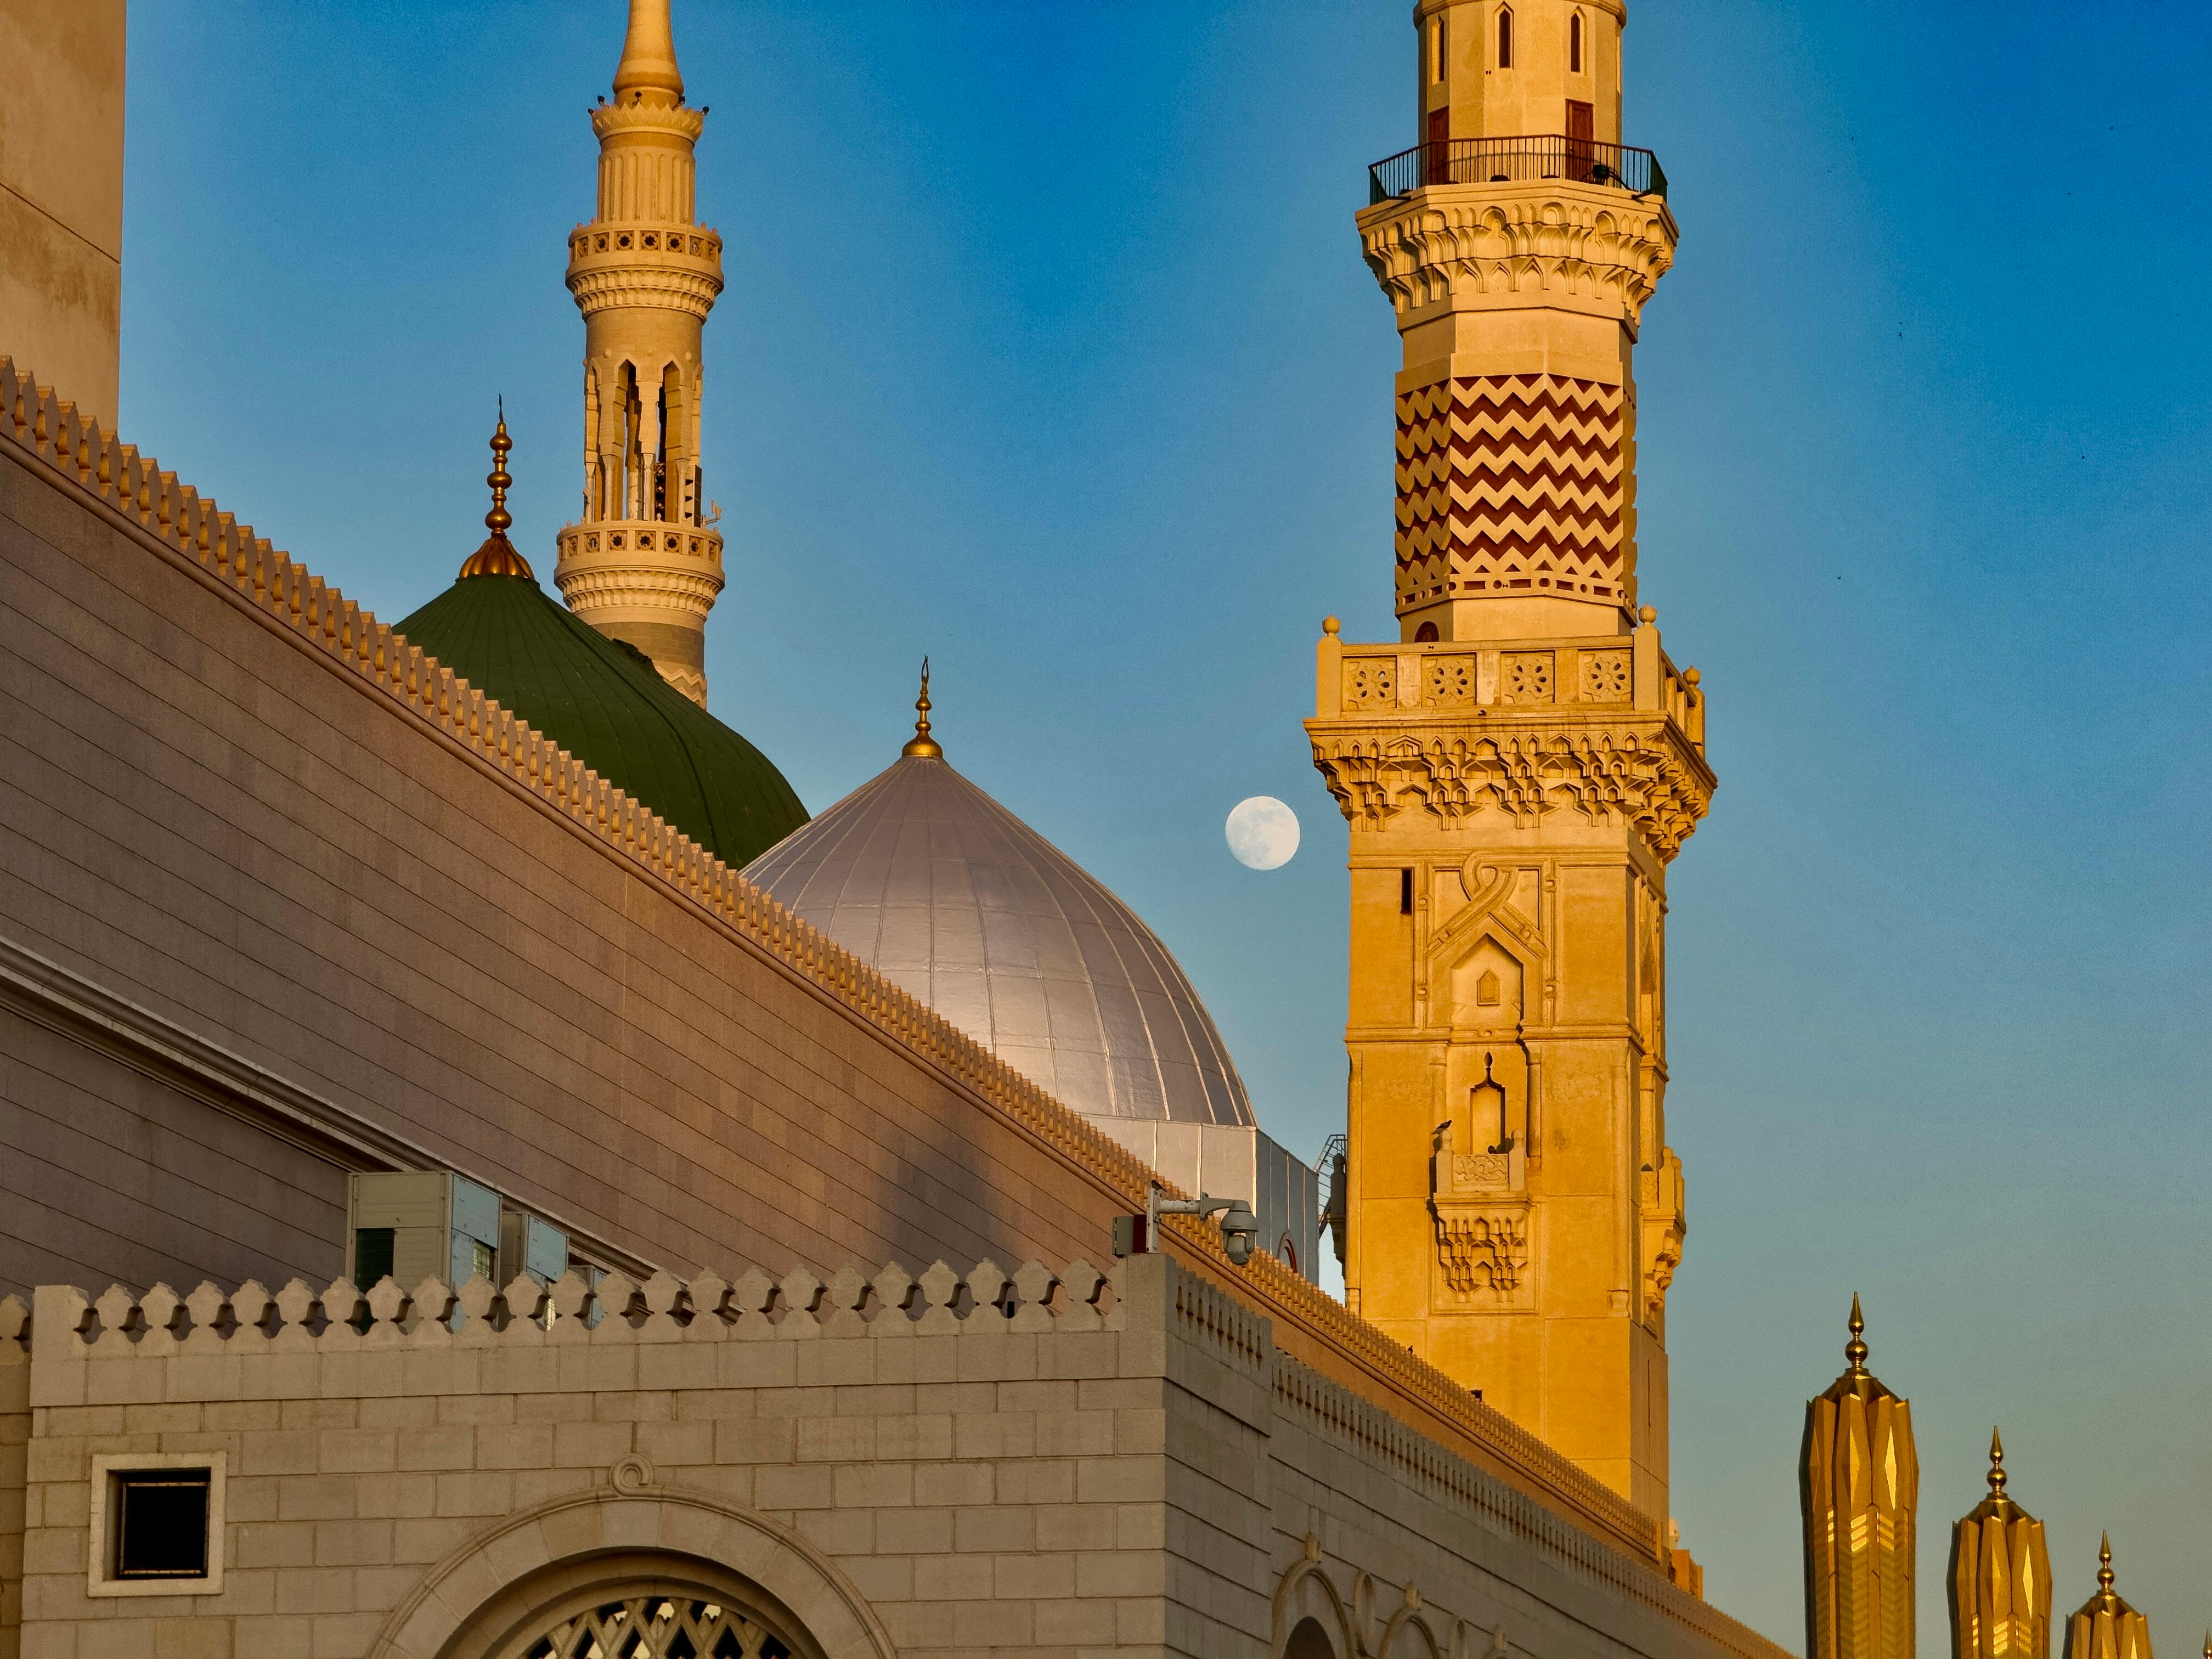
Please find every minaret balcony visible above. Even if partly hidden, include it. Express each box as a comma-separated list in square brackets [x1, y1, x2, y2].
[1368, 135, 1668, 206]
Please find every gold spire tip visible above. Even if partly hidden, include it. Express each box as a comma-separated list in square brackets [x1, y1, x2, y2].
[1986, 1426, 2006, 1494]
[458, 407, 534, 580]
[613, 0, 684, 99]
[1844, 1293, 1868, 1375]
[901, 656, 943, 758]
[2097, 1532, 2114, 1592]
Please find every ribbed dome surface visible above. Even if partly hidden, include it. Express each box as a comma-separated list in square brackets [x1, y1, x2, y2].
[394, 573, 806, 868]
[742, 754, 1255, 1127]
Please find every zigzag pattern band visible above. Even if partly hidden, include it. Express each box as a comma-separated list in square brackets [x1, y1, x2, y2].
[1395, 375, 1630, 609]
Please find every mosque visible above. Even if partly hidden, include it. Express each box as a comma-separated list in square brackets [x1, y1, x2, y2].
[0, 1, 2180, 1656]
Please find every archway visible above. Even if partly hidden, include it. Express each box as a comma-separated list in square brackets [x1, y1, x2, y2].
[364, 1487, 899, 1659]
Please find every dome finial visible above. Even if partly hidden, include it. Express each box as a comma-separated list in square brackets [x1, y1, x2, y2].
[459, 404, 534, 579]
[1986, 1425, 2006, 1496]
[2097, 1532, 2115, 1595]
[1844, 1293, 1869, 1375]
[902, 657, 943, 758]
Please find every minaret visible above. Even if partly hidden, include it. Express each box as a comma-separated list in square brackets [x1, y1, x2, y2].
[2061, 1538, 2152, 1659]
[1308, 0, 1708, 1516]
[554, 0, 726, 705]
[1950, 1430, 2052, 1659]
[1802, 1298, 1919, 1659]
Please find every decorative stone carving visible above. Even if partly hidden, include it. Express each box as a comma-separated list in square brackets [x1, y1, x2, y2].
[1308, 725, 1713, 862]
[1435, 1212, 1529, 1299]
[1424, 653, 1476, 706]
[1582, 648, 1631, 703]
[1358, 185, 1678, 328]
[1500, 653, 1555, 704]
[1344, 658, 1397, 709]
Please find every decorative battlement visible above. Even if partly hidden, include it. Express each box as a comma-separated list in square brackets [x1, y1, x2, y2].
[565, 223, 724, 321]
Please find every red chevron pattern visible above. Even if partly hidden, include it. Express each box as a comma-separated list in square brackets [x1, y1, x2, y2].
[1395, 374, 1631, 611]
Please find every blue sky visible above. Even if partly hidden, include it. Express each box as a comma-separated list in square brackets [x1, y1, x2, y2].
[119, 1, 2210, 1638]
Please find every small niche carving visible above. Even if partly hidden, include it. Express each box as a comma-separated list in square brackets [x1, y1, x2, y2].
[1476, 970, 1501, 1007]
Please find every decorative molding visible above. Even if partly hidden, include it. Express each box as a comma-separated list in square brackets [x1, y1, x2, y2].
[0, 354, 1667, 1571]
[1357, 183, 1678, 328]
[1309, 723, 1713, 862]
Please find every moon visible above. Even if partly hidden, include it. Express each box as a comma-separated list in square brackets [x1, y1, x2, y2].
[1225, 797, 1300, 871]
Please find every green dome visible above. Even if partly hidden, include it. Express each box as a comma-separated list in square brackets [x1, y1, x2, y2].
[394, 572, 806, 868]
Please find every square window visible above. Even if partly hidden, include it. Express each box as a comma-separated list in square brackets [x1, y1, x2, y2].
[89, 1452, 226, 1597]
[115, 1471, 208, 1577]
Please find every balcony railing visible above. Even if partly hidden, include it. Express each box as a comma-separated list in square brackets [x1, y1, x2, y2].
[1367, 135, 1668, 205]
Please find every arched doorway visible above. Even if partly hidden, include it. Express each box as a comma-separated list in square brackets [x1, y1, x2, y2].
[1286, 1615, 1339, 1659]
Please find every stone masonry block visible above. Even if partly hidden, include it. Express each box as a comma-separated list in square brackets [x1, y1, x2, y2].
[316, 1429, 398, 1473]
[551, 1421, 633, 1469]
[952, 1503, 1032, 1553]
[312, 1518, 394, 1566]
[351, 1472, 437, 1519]
[911, 1461, 992, 1508]
[751, 1465, 832, 1510]
[873, 1505, 952, 1555]
[995, 1549, 1074, 1600]
[394, 1426, 475, 1472]
[471, 1423, 555, 1470]
[910, 1551, 993, 1601]
[993, 1459, 1077, 1506]
[792, 1504, 874, 1558]
[794, 1417, 873, 1464]
[872, 1414, 952, 1462]
[831, 1463, 912, 1509]
[274, 1476, 357, 1522]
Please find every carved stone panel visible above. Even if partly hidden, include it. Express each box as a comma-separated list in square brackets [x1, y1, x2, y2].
[1500, 652, 1554, 704]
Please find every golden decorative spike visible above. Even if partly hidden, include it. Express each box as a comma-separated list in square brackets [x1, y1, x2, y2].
[1803, 1296, 1917, 1659]
[901, 657, 943, 758]
[1950, 1425, 2050, 1659]
[458, 406, 535, 579]
[2062, 1534, 2152, 1659]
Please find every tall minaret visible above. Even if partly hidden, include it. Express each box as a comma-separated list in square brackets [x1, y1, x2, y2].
[2061, 1538, 2152, 1659]
[554, 0, 726, 705]
[1308, 0, 1708, 1517]
[1802, 1299, 1919, 1659]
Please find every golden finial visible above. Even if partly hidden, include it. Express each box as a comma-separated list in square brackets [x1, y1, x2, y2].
[458, 403, 535, 579]
[1987, 1425, 2007, 1496]
[613, 0, 684, 100]
[2097, 1533, 2114, 1595]
[1844, 1293, 1869, 1375]
[901, 657, 943, 758]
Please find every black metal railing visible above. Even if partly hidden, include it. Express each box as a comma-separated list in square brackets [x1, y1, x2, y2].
[1367, 135, 1667, 205]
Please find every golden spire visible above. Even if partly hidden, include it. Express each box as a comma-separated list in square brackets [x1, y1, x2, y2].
[613, 0, 684, 100]
[901, 657, 943, 758]
[458, 404, 535, 579]
[1952, 1425, 2050, 1659]
[1804, 1293, 1917, 1659]
[2062, 1534, 2151, 1659]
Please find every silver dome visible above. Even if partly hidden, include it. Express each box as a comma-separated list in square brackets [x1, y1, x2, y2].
[742, 754, 1255, 1128]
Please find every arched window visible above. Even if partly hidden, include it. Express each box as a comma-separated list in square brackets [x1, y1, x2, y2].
[1414, 620, 1439, 642]
[1570, 11, 1583, 73]
[1286, 1616, 1339, 1659]
[1430, 13, 1447, 82]
[1496, 7, 1513, 69]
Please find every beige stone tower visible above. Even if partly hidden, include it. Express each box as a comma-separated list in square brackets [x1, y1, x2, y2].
[0, 0, 126, 431]
[2061, 1538, 2152, 1659]
[1950, 1430, 2052, 1659]
[1802, 1299, 1919, 1659]
[1308, 0, 1707, 1516]
[554, 0, 727, 705]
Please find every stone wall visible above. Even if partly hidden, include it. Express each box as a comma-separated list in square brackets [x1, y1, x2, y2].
[8, 1257, 1788, 1659]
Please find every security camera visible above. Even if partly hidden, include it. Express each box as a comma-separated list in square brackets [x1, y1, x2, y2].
[1136, 1186, 1265, 1270]
[1220, 1201, 1259, 1266]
